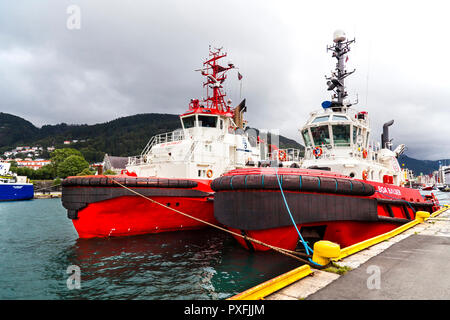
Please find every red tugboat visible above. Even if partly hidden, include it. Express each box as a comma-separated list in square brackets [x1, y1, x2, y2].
[211, 31, 440, 251]
[61, 48, 286, 238]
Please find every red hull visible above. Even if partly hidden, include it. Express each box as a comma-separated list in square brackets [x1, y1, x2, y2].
[62, 175, 216, 238]
[229, 183, 438, 251]
[73, 195, 215, 238]
[211, 168, 439, 252]
[231, 221, 406, 252]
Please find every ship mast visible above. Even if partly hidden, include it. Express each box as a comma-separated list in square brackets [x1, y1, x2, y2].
[325, 30, 356, 112]
[194, 47, 235, 113]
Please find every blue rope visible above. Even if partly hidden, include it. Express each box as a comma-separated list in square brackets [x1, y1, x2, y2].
[273, 168, 313, 255]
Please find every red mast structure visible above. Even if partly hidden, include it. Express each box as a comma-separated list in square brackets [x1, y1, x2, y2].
[189, 47, 235, 114]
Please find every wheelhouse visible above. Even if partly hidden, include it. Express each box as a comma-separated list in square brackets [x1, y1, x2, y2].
[301, 111, 370, 150]
[181, 113, 225, 130]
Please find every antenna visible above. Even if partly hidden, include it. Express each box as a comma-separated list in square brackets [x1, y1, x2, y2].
[325, 30, 356, 112]
[193, 47, 235, 112]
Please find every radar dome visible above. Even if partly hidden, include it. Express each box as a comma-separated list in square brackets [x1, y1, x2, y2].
[333, 30, 346, 43]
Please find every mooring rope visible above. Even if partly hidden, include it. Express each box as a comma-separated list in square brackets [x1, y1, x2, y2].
[105, 176, 325, 267]
[273, 168, 313, 255]
[273, 168, 327, 268]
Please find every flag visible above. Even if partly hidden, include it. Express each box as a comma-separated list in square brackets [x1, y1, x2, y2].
[237, 72, 243, 80]
[213, 65, 227, 73]
[345, 55, 349, 62]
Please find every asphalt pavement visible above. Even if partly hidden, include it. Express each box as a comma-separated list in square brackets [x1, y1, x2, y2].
[307, 234, 450, 300]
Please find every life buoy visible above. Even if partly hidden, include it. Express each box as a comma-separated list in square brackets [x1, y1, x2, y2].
[313, 146, 323, 158]
[362, 170, 368, 180]
[120, 170, 137, 177]
[278, 150, 287, 161]
[362, 149, 368, 159]
[206, 169, 213, 178]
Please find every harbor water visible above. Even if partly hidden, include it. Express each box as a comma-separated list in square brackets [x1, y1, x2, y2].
[1, 192, 448, 300]
[0, 198, 300, 300]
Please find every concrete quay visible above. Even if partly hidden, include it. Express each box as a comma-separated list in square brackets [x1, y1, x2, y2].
[266, 207, 450, 300]
[34, 192, 62, 199]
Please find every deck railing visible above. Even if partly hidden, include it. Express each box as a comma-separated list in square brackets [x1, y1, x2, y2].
[267, 148, 303, 162]
[140, 130, 185, 156]
[128, 130, 186, 166]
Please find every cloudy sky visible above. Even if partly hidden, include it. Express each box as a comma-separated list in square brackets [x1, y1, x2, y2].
[1, 0, 449, 160]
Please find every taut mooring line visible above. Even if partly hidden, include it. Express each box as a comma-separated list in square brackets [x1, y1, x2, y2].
[106, 177, 324, 267]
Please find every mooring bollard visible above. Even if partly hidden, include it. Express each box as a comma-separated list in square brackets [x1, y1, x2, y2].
[312, 240, 341, 266]
[415, 211, 430, 223]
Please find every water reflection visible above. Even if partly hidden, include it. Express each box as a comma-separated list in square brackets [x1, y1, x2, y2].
[6, 192, 447, 300]
[57, 228, 301, 300]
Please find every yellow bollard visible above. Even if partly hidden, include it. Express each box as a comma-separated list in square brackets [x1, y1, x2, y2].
[312, 240, 341, 266]
[415, 211, 430, 223]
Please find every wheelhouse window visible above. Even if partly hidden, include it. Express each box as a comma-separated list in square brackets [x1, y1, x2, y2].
[182, 115, 196, 129]
[311, 116, 330, 124]
[310, 125, 330, 146]
[198, 115, 217, 128]
[332, 124, 350, 147]
[302, 129, 312, 147]
[352, 126, 357, 144]
[332, 115, 348, 121]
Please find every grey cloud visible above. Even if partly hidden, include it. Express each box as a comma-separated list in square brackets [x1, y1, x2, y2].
[0, 0, 449, 160]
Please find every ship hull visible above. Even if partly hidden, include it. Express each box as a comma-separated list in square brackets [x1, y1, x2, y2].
[0, 183, 34, 201]
[62, 176, 215, 238]
[211, 168, 439, 251]
[229, 221, 413, 252]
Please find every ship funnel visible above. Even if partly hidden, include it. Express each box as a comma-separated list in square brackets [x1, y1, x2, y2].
[0, 162, 11, 175]
[233, 99, 247, 129]
[381, 120, 394, 150]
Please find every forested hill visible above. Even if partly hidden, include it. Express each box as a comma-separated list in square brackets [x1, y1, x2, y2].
[0, 113, 181, 161]
[398, 154, 449, 176]
[0, 112, 39, 147]
[1, 112, 446, 174]
[0, 112, 303, 162]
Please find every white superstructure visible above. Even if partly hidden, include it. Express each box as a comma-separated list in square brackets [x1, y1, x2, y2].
[300, 108, 406, 186]
[298, 31, 407, 187]
[126, 109, 266, 180]
[126, 47, 301, 180]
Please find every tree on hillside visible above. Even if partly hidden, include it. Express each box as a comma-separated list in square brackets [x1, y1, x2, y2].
[50, 148, 83, 175]
[57, 155, 89, 178]
[10, 166, 34, 178]
[79, 147, 104, 163]
[9, 163, 55, 180]
[32, 164, 55, 180]
[77, 168, 96, 176]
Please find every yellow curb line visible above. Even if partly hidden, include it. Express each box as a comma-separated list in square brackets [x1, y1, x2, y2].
[228, 205, 449, 300]
[333, 206, 449, 262]
[227, 265, 312, 300]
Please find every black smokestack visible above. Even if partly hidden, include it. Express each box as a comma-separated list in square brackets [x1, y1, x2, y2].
[381, 120, 394, 150]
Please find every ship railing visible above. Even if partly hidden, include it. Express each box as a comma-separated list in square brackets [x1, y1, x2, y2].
[267, 148, 303, 162]
[127, 155, 145, 166]
[304, 144, 385, 162]
[140, 129, 185, 157]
